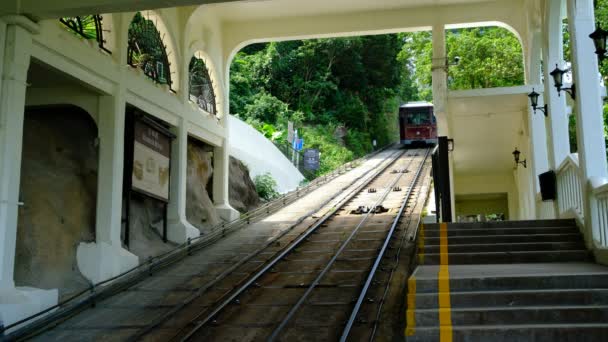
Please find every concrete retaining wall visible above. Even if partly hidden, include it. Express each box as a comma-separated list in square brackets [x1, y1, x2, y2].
[228, 115, 304, 193]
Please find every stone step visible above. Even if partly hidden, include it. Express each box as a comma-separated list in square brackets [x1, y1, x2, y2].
[413, 305, 608, 327]
[406, 323, 608, 342]
[423, 233, 582, 245]
[424, 219, 576, 229]
[411, 288, 608, 309]
[412, 263, 608, 293]
[423, 241, 586, 254]
[422, 227, 578, 238]
[419, 250, 591, 265]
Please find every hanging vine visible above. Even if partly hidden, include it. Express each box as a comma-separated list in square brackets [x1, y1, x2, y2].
[189, 56, 217, 115]
[60, 15, 111, 53]
[127, 12, 173, 90]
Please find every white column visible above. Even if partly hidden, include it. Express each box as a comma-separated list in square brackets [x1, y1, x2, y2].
[544, 0, 571, 169]
[431, 25, 456, 221]
[432, 25, 449, 135]
[213, 61, 239, 221]
[96, 95, 127, 244]
[0, 23, 30, 291]
[166, 118, 200, 243]
[213, 137, 239, 221]
[567, 0, 608, 239]
[527, 31, 554, 219]
[0, 18, 57, 328]
[76, 93, 138, 285]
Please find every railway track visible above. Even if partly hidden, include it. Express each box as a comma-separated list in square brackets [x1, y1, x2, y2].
[133, 147, 431, 342]
[18, 147, 400, 341]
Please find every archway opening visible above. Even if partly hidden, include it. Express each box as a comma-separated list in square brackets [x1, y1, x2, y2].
[189, 54, 218, 116]
[127, 11, 176, 91]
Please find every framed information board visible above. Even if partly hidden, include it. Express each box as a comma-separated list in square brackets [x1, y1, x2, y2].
[132, 119, 172, 202]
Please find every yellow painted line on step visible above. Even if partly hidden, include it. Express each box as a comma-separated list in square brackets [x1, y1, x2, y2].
[405, 276, 417, 336]
[438, 222, 453, 342]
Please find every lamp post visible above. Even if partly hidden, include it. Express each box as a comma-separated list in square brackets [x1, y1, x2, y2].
[512, 148, 527, 169]
[527, 88, 548, 116]
[550, 64, 576, 100]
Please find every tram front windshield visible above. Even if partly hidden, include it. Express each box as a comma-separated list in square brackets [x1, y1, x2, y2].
[406, 108, 432, 125]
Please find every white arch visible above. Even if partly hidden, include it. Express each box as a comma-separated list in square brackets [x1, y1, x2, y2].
[445, 21, 527, 84]
[189, 49, 224, 118]
[128, 10, 181, 92]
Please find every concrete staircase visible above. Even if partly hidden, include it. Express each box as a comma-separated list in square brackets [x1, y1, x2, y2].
[406, 219, 608, 342]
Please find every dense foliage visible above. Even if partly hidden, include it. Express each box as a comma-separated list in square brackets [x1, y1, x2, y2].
[254, 173, 280, 201]
[397, 27, 524, 101]
[230, 36, 408, 174]
[230, 28, 525, 176]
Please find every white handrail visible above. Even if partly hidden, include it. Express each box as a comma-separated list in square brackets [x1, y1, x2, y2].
[556, 153, 584, 220]
[591, 176, 608, 247]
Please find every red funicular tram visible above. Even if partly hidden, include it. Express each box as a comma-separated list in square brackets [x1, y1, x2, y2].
[399, 101, 437, 146]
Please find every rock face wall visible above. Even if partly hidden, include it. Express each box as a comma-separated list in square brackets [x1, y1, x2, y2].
[229, 157, 261, 213]
[16, 107, 97, 298]
[122, 195, 175, 261]
[186, 138, 220, 233]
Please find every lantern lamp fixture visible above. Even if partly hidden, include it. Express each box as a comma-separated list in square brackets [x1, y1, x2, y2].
[549, 64, 576, 100]
[527, 88, 548, 117]
[447, 138, 455, 152]
[590, 25, 608, 62]
[512, 148, 527, 169]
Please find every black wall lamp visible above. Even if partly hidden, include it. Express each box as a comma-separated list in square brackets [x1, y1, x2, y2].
[527, 88, 548, 116]
[513, 148, 527, 169]
[447, 138, 455, 152]
[550, 64, 576, 100]
[590, 0, 608, 62]
[431, 56, 461, 71]
[590, 25, 608, 62]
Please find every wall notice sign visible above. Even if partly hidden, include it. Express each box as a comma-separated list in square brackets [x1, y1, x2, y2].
[132, 120, 171, 202]
[303, 148, 320, 171]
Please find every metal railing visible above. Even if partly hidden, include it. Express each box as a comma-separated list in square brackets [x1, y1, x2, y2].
[4, 143, 394, 340]
[272, 141, 317, 180]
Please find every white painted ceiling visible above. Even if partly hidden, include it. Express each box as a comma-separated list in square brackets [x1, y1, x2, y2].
[212, 0, 498, 22]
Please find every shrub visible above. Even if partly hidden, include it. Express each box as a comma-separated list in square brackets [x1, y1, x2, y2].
[254, 173, 280, 201]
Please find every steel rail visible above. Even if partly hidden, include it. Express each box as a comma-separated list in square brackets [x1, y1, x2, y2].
[265, 149, 427, 342]
[127, 148, 405, 341]
[7, 145, 395, 341]
[368, 166, 428, 342]
[340, 148, 431, 342]
[177, 149, 416, 342]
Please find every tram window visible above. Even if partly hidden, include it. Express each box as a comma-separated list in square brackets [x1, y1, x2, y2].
[406, 109, 432, 125]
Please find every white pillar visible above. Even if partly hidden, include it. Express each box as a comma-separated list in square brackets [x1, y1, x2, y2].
[544, 0, 571, 169]
[431, 25, 456, 221]
[214, 61, 239, 221]
[527, 31, 554, 219]
[76, 93, 139, 285]
[213, 138, 239, 221]
[0, 18, 57, 328]
[0, 22, 30, 291]
[567, 0, 608, 240]
[432, 25, 449, 135]
[166, 118, 201, 243]
[96, 95, 128, 244]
